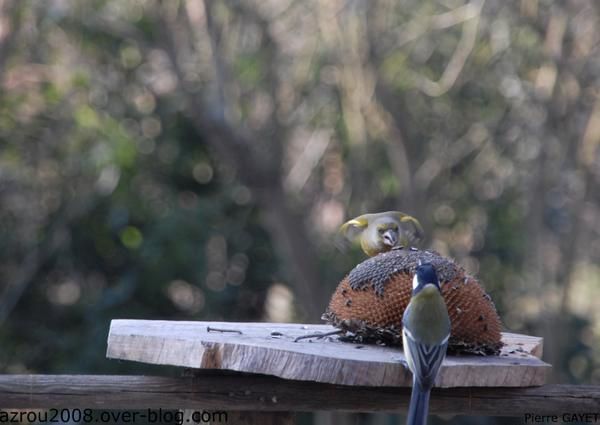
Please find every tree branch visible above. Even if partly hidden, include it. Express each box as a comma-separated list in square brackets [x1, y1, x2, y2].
[415, 0, 485, 97]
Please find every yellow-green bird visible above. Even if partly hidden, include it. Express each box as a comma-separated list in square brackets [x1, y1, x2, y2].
[338, 211, 424, 257]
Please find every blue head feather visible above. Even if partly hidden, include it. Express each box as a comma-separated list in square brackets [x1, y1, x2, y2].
[415, 263, 439, 288]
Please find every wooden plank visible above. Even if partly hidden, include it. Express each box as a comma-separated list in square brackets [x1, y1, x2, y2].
[225, 412, 294, 425]
[1, 375, 598, 415]
[106, 320, 550, 388]
[181, 409, 294, 425]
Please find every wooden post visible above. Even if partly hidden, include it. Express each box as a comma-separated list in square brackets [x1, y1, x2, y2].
[226, 412, 294, 425]
[181, 368, 295, 424]
[181, 410, 294, 425]
[1, 375, 599, 414]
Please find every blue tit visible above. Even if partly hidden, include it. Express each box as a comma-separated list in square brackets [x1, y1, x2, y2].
[402, 263, 450, 425]
[338, 211, 424, 257]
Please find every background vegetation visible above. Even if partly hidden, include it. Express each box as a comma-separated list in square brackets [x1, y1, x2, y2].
[1, 0, 599, 423]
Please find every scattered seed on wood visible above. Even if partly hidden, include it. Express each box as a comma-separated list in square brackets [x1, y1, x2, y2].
[294, 329, 344, 342]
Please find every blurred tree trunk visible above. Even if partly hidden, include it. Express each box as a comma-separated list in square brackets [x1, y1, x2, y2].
[154, 0, 326, 320]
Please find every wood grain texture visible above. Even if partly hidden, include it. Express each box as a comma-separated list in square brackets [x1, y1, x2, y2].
[1, 374, 598, 415]
[106, 320, 550, 387]
[225, 412, 294, 425]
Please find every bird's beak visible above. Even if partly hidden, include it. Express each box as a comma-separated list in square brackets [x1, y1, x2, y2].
[382, 229, 398, 247]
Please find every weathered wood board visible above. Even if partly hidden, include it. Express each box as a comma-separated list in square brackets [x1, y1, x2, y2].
[106, 320, 550, 388]
[2, 376, 598, 414]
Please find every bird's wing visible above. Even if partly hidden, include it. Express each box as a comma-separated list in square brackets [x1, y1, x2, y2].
[338, 215, 369, 242]
[402, 327, 449, 389]
[392, 212, 425, 241]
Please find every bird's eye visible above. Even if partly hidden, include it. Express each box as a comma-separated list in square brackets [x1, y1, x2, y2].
[378, 228, 384, 234]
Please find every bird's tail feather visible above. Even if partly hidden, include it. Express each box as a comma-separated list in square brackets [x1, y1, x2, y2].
[406, 384, 431, 425]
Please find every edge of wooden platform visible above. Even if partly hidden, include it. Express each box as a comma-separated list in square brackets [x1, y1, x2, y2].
[106, 320, 550, 388]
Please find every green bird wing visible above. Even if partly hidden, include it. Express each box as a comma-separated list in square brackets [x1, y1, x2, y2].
[337, 214, 370, 246]
[387, 211, 425, 243]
